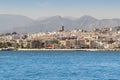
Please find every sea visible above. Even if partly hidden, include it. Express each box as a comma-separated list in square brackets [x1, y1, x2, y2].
[0, 50, 120, 80]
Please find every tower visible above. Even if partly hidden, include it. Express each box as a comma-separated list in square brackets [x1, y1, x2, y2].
[61, 26, 64, 31]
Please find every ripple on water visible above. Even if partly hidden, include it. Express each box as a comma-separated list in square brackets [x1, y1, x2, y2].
[0, 51, 120, 80]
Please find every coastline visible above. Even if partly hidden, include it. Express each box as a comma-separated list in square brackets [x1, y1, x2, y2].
[1, 48, 120, 51]
[17, 48, 120, 51]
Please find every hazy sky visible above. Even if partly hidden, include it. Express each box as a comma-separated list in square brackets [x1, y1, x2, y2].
[0, 0, 120, 19]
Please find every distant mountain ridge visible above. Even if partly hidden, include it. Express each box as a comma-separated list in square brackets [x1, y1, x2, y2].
[0, 14, 120, 33]
[0, 14, 34, 33]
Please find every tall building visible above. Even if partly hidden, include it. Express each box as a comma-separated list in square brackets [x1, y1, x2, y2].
[59, 26, 65, 32]
[61, 26, 64, 31]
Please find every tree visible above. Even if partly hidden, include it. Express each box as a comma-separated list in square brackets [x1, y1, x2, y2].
[5, 33, 11, 36]
[41, 42, 45, 48]
[22, 35, 28, 39]
[6, 42, 12, 47]
[0, 42, 3, 48]
[2, 43, 7, 48]
[12, 32, 17, 35]
[52, 39, 59, 44]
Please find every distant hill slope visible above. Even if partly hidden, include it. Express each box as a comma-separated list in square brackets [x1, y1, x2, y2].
[1, 14, 120, 33]
[0, 14, 34, 33]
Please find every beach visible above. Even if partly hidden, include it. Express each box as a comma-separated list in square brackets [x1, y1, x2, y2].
[17, 48, 120, 51]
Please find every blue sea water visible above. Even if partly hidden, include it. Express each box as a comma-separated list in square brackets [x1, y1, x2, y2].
[0, 51, 120, 80]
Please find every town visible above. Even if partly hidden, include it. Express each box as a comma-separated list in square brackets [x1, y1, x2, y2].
[0, 26, 120, 50]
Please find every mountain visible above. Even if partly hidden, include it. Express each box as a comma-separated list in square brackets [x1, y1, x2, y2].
[64, 16, 77, 20]
[23, 15, 120, 33]
[1, 14, 120, 33]
[14, 16, 76, 33]
[75, 15, 99, 30]
[0, 14, 34, 33]
[16, 15, 98, 33]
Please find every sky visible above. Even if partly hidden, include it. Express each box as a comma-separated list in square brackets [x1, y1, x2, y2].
[0, 0, 120, 19]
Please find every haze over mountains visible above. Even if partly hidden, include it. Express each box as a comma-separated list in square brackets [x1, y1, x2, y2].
[0, 14, 120, 33]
